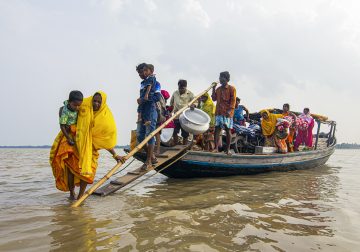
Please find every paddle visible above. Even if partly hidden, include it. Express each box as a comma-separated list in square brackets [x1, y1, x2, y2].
[71, 82, 217, 207]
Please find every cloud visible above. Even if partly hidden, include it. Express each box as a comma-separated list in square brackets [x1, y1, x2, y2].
[185, 0, 211, 28]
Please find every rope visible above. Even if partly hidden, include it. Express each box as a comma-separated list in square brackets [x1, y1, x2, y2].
[118, 150, 189, 194]
[112, 157, 136, 176]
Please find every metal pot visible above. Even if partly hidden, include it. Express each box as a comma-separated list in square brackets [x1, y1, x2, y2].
[179, 108, 210, 135]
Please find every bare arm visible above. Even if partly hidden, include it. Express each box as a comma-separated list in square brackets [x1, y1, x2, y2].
[59, 106, 74, 145]
[60, 124, 74, 145]
[107, 148, 125, 163]
[227, 86, 236, 117]
[211, 85, 217, 101]
[243, 105, 250, 120]
[144, 85, 152, 101]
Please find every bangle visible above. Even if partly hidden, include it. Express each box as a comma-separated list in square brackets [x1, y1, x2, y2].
[112, 153, 117, 159]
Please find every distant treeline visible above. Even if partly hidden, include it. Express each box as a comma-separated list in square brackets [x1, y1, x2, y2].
[0, 145, 129, 149]
[336, 143, 360, 149]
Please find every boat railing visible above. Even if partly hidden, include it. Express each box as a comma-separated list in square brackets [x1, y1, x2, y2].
[314, 120, 336, 150]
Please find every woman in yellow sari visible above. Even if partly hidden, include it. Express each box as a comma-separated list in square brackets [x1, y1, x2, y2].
[50, 91, 123, 200]
[199, 93, 216, 151]
[260, 109, 287, 153]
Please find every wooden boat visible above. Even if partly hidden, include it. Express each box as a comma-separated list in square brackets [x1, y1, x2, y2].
[131, 121, 337, 178]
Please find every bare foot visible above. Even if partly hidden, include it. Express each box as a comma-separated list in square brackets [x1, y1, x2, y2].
[69, 192, 76, 201]
[151, 157, 158, 164]
[140, 162, 152, 171]
[225, 150, 232, 156]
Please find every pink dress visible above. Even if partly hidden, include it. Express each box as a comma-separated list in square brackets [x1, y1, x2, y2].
[294, 113, 314, 149]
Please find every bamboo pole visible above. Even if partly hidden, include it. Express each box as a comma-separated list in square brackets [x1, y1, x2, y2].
[72, 82, 217, 207]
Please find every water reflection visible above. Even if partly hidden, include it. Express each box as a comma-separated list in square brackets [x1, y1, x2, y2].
[124, 164, 340, 251]
[49, 205, 118, 251]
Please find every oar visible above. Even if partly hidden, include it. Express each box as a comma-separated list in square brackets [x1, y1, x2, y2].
[72, 82, 217, 207]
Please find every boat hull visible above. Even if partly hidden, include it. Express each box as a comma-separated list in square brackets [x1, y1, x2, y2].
[133, 143, 335, 178]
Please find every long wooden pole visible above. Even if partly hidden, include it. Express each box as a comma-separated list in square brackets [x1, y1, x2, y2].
[72, 82, 217, 207]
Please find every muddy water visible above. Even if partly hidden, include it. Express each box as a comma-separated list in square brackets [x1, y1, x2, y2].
[0, 149, 359, 251]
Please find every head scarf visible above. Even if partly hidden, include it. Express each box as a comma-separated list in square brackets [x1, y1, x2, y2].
[260, 109, 283, 136]
[76, 91, 117, 177]
[161, 90, 170, 100]
[299, 110, 313, 123]
[200, 93, 215, 127]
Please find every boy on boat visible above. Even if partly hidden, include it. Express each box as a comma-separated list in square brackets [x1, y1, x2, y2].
[212, 71, 237, 155]
[137, 64, 160, 126]
[136, 63, 162, 170]
[170, 79, 196, 145]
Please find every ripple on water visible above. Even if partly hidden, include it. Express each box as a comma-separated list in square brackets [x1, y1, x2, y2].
[0, 149, 360, 251]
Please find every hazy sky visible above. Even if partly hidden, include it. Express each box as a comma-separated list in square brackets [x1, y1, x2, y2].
[0, 0, 359, 145]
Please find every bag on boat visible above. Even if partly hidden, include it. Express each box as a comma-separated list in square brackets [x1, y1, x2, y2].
[130, 130, 137, 150]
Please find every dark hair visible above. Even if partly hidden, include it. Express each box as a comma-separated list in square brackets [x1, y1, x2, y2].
[236, 97, 241, 102]
[304, 107, 310, 112]
[283, 103, 290, 109]
[178, 79, 187, 87]
[220, 71, 230, 82]
[136, 63, 148, 72]
[148, 64, 154, 72]
[69, 90, 83, 102]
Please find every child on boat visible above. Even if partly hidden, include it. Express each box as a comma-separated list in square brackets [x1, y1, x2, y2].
[59, 90, 83, 146]
[233, 97, 249, 126]
[137, 64, 161, 126]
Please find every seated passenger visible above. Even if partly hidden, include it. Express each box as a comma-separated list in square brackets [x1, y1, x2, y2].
[260, 109, 289, 154]
[233, 97, 249, 126]
[199, 93, 215, 151]
[294, 108, 315, 151]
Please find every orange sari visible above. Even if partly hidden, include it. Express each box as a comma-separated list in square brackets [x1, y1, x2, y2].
[49, 126, 99, 191]
[50, 91, 116, 192]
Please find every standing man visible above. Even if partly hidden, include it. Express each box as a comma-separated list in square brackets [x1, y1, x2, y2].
[212, 71, 237, 155]
[170, 79, 196, 145]
[136, 63, 161, 170]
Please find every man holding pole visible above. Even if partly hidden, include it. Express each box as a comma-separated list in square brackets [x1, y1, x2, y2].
[136, 63, 161, 170]
[212, 71, 237, 155]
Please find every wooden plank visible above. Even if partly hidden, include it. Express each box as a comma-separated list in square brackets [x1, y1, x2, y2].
[93, 145, 189, 196]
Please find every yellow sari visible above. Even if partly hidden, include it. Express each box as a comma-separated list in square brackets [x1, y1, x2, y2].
[50, 91, 117, 191]
[200, 93, 215, 127]
[260, 109, 283, 136]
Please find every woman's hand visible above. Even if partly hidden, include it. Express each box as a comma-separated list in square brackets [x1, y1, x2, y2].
[114, 155, 126, 164]
[67, 138, 75, 146]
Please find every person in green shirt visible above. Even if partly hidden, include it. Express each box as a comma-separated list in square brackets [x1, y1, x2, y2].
[59, 90, 83, 146]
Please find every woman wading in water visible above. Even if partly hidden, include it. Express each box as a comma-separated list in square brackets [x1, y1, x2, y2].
[50, 91, 124, 200]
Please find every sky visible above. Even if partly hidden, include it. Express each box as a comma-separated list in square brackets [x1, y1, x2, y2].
[0, 0, 359, 146]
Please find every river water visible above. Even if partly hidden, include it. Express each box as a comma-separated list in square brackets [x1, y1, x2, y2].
[0, 149, 359, 251]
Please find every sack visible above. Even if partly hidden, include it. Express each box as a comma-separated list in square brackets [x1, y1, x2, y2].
[156, 95, 168, 124]
[130, 130, 137, 150]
